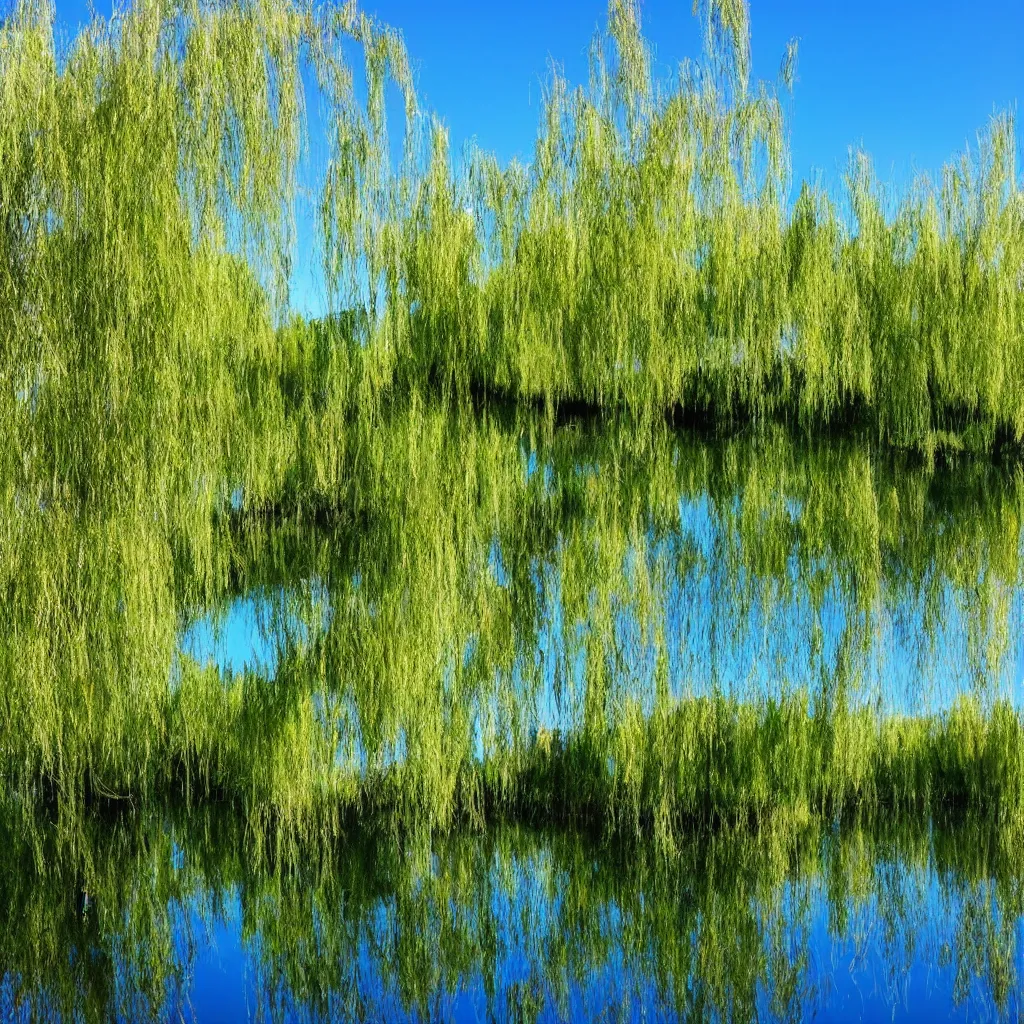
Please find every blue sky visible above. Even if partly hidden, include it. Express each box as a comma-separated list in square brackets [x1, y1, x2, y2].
[355, 0, 1022, 192]
[50, 0, 1023, 313]
[54, 0, 1022, 187]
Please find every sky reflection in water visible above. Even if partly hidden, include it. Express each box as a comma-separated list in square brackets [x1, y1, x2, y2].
[9, 420, 1024, 1022]
[4, 817, 1023, 1023]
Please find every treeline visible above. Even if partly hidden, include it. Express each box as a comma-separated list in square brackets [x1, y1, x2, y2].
[1, 0, 1022, 519]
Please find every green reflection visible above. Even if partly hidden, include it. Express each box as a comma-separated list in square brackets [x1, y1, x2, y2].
[1, 800, 1023, 1022]
[1, 407, 1022, 839]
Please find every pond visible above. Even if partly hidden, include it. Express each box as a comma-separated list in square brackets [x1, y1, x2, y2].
[1, 808, 1023, 1022]
[4, 409, 1024, 1021]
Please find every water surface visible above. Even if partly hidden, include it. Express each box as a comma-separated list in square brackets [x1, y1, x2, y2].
[5, 413, 1024, 1021]
[2, 807, 1024, 1023]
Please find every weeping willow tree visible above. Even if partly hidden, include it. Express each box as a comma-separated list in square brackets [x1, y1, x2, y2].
[1, 0, 1023, 849]
[392, 0, 1022, 450]
[0, 0, 1021, 512]
[0, 0, 418, 517]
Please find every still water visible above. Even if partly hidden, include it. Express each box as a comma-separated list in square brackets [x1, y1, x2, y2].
[3, 810, 1024, 1022]
[5, 413, 1024, 1021]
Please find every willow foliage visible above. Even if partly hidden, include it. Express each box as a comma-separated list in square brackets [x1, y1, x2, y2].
[409, 0, 1021, 448]
[1, 0, 1021, 501]
[0, 0, 1023, 844]
[0, 0, 414, 513]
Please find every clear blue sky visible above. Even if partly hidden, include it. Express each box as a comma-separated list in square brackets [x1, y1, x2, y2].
[356, 0, 1022, 190]
[53, 0, 1022, 186]
[50, 0, 1023, 312]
